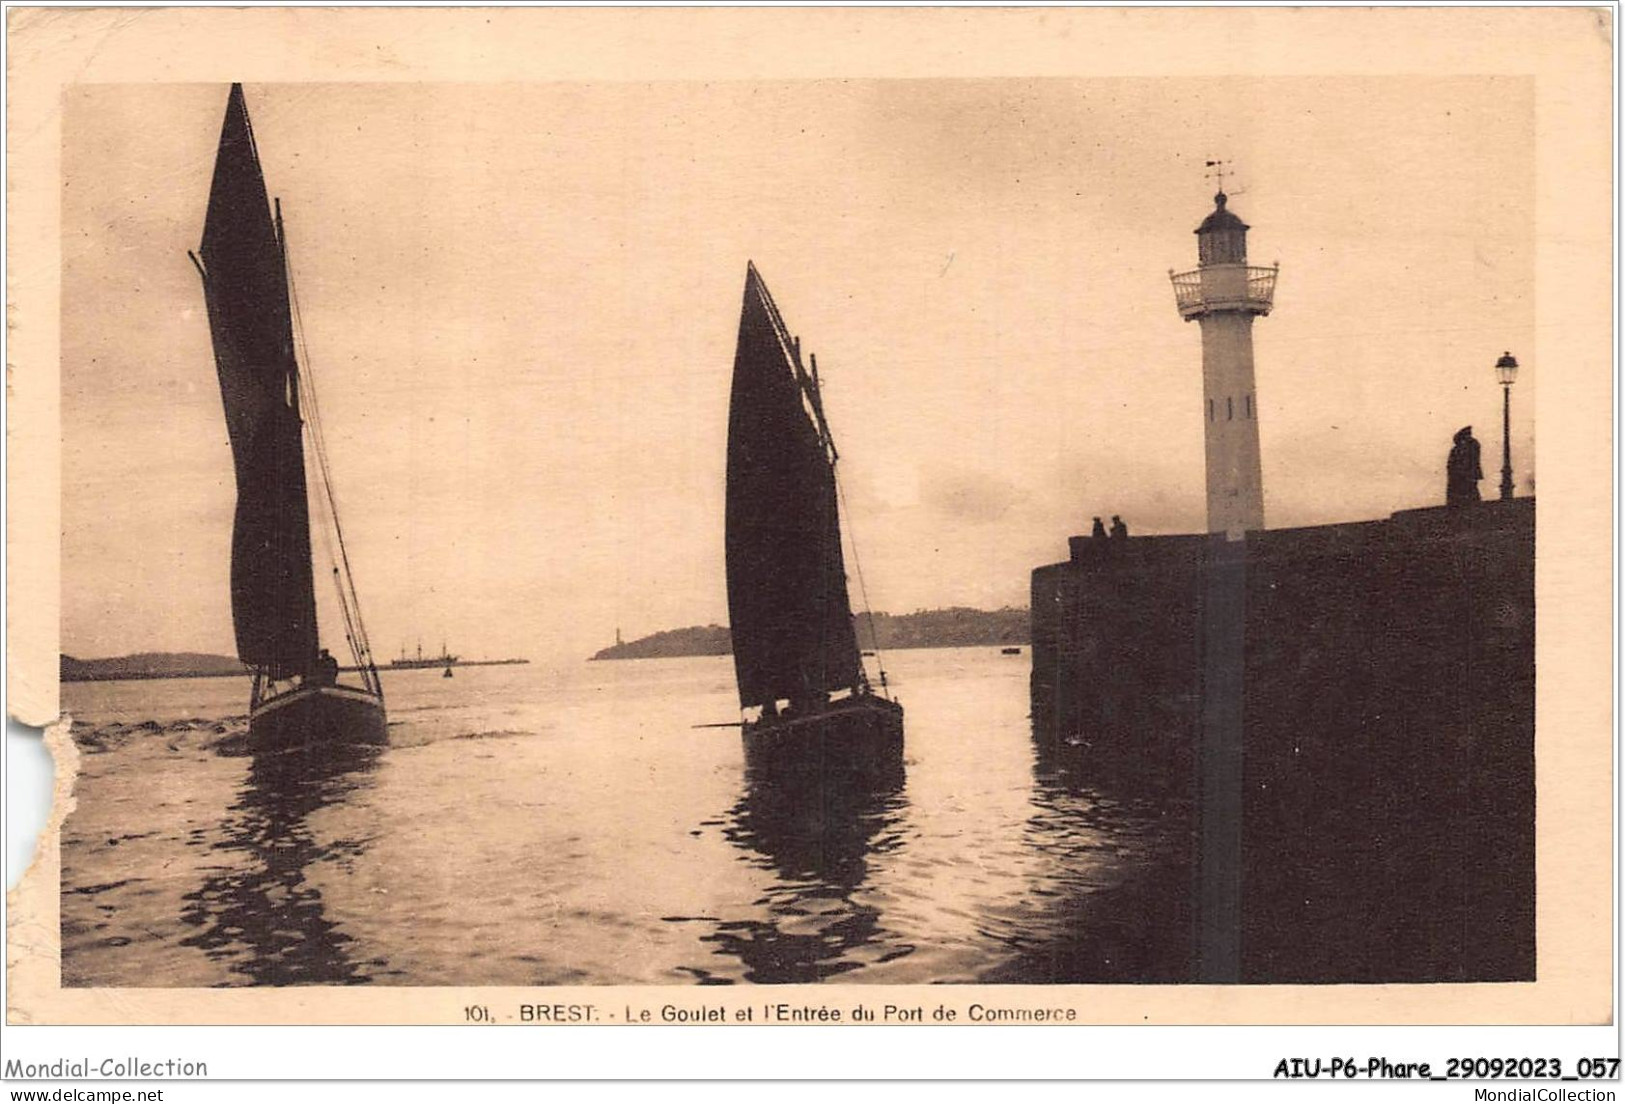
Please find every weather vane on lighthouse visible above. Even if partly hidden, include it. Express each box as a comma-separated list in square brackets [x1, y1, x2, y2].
[1169, 168, 1279, 539]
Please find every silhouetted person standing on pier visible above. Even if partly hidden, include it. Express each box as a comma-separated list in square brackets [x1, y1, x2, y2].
[1110, 515, 1128, 540]
[1091, 517, 1108, 540]
[1446, 426, 1483, 507]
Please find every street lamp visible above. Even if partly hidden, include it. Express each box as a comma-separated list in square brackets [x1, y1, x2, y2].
[1495, 351, 1519, 500]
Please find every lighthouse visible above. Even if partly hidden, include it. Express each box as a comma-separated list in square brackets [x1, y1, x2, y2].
[1170, 185, 1278, 538]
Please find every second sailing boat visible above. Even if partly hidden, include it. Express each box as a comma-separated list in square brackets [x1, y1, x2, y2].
[724, 263, 904, 778]
[191, 84, 386, 754]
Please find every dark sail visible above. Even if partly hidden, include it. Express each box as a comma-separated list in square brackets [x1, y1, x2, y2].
[725, 263, 863, 709]
[196, 85, 317, 678]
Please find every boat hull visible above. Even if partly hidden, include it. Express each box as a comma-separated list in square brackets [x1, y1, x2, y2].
[248, 684, 388, 760]
[742, 694, 904, 785]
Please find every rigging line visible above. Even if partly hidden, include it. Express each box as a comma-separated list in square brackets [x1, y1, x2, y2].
[288, 287, 363, 662]
[282, 218, 379, 689]
[315, 503, 364, 674]
[798, 343, 883, 697]
[302, 415, 364, 674]
[307, 467, 365, 680]
[833, 459, 888, 698]
[294, 347, 363, 671]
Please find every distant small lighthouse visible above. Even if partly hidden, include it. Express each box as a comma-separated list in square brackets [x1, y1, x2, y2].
[1170, 173, 1278, 538]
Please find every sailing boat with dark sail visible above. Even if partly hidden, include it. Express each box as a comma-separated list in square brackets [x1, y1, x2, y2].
[189, 84, 386, 754]
[725, 262, 903, 777]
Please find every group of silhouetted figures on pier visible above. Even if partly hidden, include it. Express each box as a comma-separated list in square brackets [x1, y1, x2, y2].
[1075, 423, 1488, 551]
[1090, 515, 1130, 542]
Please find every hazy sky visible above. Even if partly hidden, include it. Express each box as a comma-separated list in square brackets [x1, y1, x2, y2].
[62, 76, 1535, 663]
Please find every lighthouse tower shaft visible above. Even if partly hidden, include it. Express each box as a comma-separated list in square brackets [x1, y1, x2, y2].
[1170, 193, 1278, 538]
[1198, 301, 1265, 535]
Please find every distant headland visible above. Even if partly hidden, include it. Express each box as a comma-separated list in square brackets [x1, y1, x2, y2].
[61, 652, 529, 682]
[61, 652, 247, 682]
[589, 607, 1029, 661]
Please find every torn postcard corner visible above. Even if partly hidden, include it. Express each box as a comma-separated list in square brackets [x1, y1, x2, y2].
[7, 718, 75, 1026]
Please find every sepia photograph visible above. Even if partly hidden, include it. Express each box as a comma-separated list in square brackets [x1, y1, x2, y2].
[52, 71, 1537, 990]
[4, 6, 1612, 1056]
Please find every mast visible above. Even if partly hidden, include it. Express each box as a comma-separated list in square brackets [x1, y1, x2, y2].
[724, 263, 863, 710]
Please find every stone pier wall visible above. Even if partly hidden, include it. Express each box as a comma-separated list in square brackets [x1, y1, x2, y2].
[1029, 498, 1535, 981]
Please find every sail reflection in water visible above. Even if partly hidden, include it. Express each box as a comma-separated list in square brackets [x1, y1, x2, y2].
[178, 746, 394, 985]
[702, 760, 911, 984]
[65, 652, 1196, 986]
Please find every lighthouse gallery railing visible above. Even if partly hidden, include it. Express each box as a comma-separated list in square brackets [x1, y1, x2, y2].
[1169, 263, 1279, 319]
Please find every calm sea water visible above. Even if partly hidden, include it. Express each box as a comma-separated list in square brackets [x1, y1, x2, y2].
[60, 648, 1189, 987]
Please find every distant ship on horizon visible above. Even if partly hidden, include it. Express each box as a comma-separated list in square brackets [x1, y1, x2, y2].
[389, 640, 459, 670]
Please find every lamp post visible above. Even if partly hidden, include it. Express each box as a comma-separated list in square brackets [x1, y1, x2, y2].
[1495, 351, 1519, 500]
